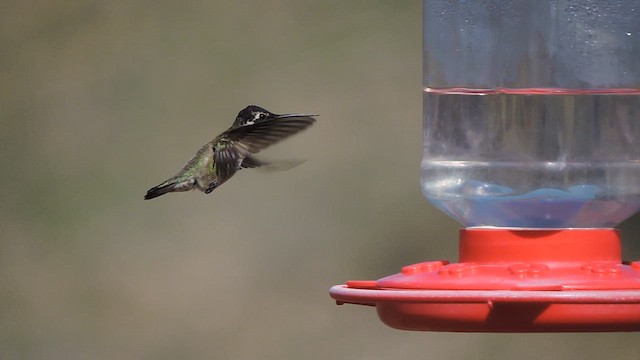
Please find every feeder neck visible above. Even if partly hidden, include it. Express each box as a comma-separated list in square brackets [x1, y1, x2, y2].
[459, 228, 621, 264]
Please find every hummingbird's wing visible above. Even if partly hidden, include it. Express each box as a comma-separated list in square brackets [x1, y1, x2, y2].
[240, 156, 305, 172]
[225, 116, 316, 152]
[213, 116, 316, 183]
[240, 155, 267, 169]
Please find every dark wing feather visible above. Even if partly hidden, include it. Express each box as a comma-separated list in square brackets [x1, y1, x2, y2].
[213, 116, 315, 182]
[226, 116, 316, 152]
[213, 139, 247, 185]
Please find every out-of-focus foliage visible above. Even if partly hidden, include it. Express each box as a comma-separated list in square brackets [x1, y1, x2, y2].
[1, 1, 639, 359]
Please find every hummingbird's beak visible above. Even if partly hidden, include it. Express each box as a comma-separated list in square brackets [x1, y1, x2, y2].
[274, 113, 319, 119]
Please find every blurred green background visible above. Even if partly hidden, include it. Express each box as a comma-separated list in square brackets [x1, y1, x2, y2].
[2, 1, 640, 359]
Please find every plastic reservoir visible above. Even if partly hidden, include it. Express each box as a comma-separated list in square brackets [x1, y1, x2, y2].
[420, 1, 640, 228]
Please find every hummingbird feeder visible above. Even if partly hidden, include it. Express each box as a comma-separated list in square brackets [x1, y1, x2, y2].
[330, 0, 640, 332]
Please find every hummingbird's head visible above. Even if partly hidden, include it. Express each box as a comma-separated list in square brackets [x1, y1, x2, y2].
[232, 105, 319, 128]
[234, 105, 274, 127]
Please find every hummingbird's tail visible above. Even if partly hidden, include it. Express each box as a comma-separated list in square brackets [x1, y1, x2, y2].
[144, 179, 196, 200]
[144, 184, 173, 200]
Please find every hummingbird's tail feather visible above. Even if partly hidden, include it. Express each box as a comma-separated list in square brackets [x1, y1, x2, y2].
[144, 184, 173, 200]
[144, 179, 196, 200]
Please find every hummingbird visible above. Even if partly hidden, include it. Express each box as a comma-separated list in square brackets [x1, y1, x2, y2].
[144, 105, 317, 200]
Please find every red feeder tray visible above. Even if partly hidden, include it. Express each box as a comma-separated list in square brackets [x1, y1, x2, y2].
[330, 229, 640, 332]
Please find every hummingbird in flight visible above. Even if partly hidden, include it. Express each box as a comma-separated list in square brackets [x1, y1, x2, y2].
[144, 105, 317, 200]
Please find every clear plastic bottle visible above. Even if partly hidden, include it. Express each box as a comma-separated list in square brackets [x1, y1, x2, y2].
[421, 1, 640, 228]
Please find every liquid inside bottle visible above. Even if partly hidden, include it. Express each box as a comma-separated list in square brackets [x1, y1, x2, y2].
[421, 88, 640, 228]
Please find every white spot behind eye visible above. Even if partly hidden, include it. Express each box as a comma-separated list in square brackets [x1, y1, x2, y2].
[247, 112, 266, 124]
[243, 112, 259, 125]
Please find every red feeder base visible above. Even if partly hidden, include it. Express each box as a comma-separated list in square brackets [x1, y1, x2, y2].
[330, 229, 640, 332]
